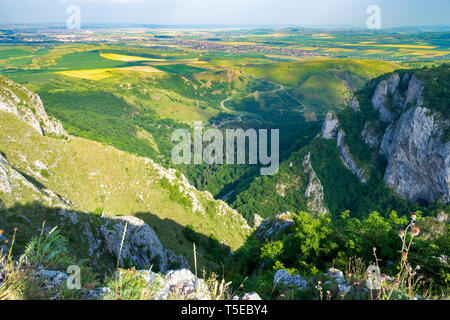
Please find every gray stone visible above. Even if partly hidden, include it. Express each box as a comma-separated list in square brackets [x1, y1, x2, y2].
[362, 121, 380, 148]
[302, 153, 328, 214]
[349, 97, 360, 111]
[39, 270, 69, 289]
[87, 287, 111, 300]
[382, 107, 450, 203]
[256, 217, 293, 241]
[321, 112, 339, 139]
[273, 269, 308, 290]
[101, 215, 187, 272]
[164, 269, 211, 300]
[371, 79, 394, 123]
[0, 77, 67, 137]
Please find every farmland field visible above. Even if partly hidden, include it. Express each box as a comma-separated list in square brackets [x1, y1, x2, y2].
[0, 27, 448, 199]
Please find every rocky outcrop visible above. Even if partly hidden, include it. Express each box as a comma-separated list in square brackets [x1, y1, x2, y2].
[370, 73, 424, 123]
[382, 107, 450, 203]
[151, 268, 212, 300]
[364, 70, 449, 204]
[274, 270, 308, 290]
[0, 154, 12, 194]
[349, 97, 360, 111]
[404, 75, 424, 108]
[255, 214, 293, 241]
[362, 121, 380, 148]
[0, 76, 67, 137]
[320, 112, 367, 184]
[337, 130, 367, 183]
[321, 112, 339, 139]
[371, 79, 394, 123]
[0, 152, 71, 208]
[150, 158, 250, 231]
[302, 153, 328, 214]
[101, 215, 188, 272]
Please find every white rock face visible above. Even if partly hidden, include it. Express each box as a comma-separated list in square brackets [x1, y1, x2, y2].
[0, 154, 12, 194]
[371, 79, 394, 123]
[241, 292, 262, 300]
[0, 76, 67, 137]
[337, 130, 367, 183]
[382, 107, 450, 203]
[349, 97, 360, 111]
[380, 122, 396, 157]
[321, 112, 339, 139]
[101, 215, 188, 272]
[0, 153, 70, 207]
[164, 269, 211, 300]
[273, 270, 308, 290]
[404, 75, 424, 108]
[302, 153, 328, 214]
[256, 217, 293, 240]
[387, 73, 400, 95]
[137, 269, 210, 300]
[362, 121, 380, 148]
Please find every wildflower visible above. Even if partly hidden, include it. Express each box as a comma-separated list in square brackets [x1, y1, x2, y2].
[0, 229, 3, 235]
[380, 274, 387, 281]
[13, 227, 18, 232]
[415, 265, 421, 270]
[411, 226, 420, 236]
[393, 278, 400, 285]
[402, 252, 408, 261]
[411, 212, 416, 220]
[398, 229, 405, 238]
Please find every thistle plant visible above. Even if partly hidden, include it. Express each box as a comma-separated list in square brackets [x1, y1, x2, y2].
[21, 224, 73, 270]
[374, 212, 426, 300]
[0, 228, 30, 300]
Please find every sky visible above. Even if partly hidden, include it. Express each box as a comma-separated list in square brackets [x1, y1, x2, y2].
[0, 0, 449, 28]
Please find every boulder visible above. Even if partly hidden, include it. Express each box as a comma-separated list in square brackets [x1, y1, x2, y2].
[241, 292, 262, 300]
[159, 269, 211, 300]
[273, 269, 308, 290]
[101, 215, 188, 273]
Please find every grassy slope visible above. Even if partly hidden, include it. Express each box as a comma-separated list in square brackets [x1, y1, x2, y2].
[0, 112, 250, 267]
[241, 59, 403, 116]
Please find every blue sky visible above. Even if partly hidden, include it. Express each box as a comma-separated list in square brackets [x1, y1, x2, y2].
[0, 0, 449, 27]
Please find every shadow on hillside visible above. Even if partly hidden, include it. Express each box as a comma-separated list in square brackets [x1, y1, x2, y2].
[0, 201, 231, 272]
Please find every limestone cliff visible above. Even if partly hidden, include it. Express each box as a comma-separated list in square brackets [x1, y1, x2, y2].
[302, 152, 328, 214]
[319, 66, 449, 204]
[0, 76, 67, 137]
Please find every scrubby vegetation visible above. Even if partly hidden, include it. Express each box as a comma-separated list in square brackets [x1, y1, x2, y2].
[227, 211, 449, 299]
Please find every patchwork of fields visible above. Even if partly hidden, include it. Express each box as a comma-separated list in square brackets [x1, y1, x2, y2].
[0, 28, 448, 200]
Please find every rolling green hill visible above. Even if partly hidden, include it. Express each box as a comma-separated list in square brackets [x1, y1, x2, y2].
[240, 59, 403, 118]
[0, 77, 251, 270]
